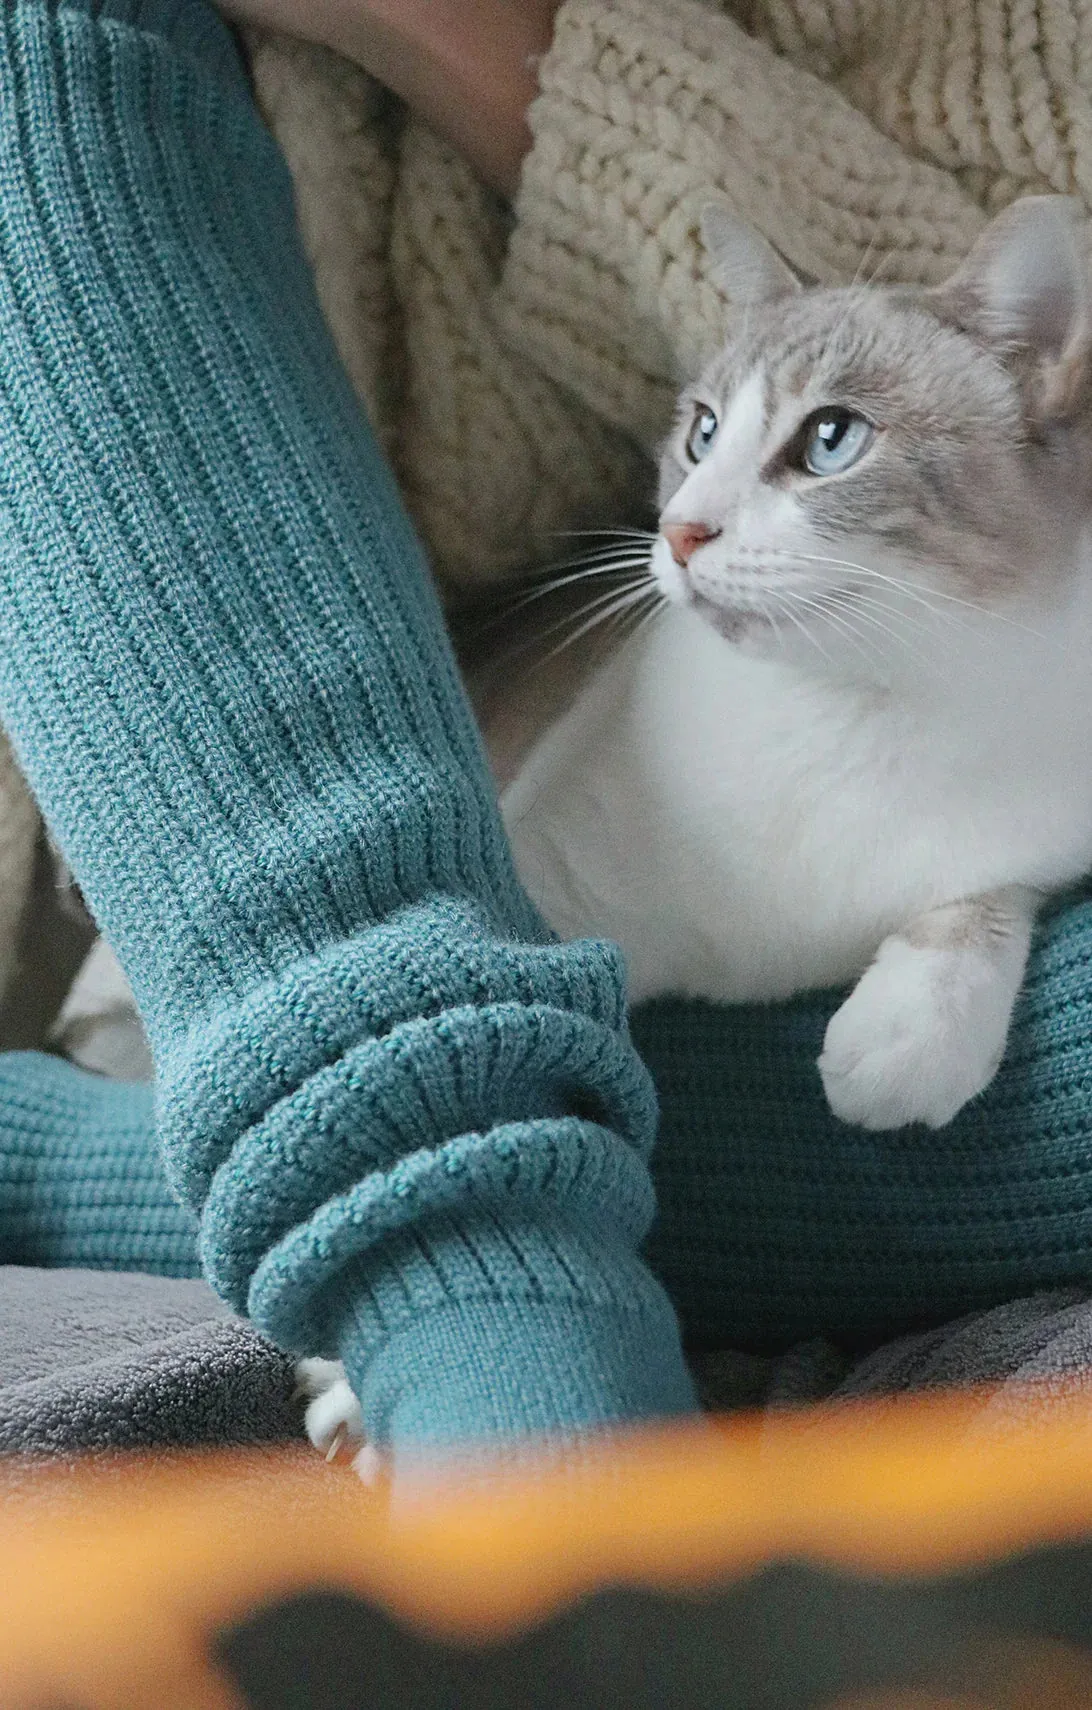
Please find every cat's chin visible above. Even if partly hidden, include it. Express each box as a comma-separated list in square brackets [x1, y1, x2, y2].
[687, 591, 771, 649]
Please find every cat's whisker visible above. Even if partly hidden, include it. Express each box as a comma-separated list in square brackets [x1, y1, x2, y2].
[848, 568, 1054, 645]
[540, 585, 660, 664]
[736, 568, 940, 640]
[761, 592, 786, 653]
[792, 579, 920, 674]
[701, 566, 909, 666]
[822, 584, 938, 638]
[773, 550, 1053, 643]
[531, 545, 656, 578]
[546, 573, 657, 633]
[848, 235, 879, 296]
[550, 527, 658, 547]
[516, 557, 654, 592]
[820, 275, 871, 369]
[816, 242, 895, 369]
[533, 539, 655, 573]
[761, 550, 973, 625]
[479, 569, 655, 677]
[615, 591, 668, 659]
[799, 561, 995, 643]
[532, 575, 656, 642]
[487, 544, 655, 621]
[719, 566, 938, 658]
[729, 547, 975, 633]
[546, 543, 655, 564]
[786, 589, 884, 673]
[503, 557, 654, 615]
[851, 567, 1052, 641]
[864, 245, 896, 292]
[810, 588, 933, 671]
[816, 583, 944, 656]
[552, 525, 657, 536]
[772, 590, 840, 671]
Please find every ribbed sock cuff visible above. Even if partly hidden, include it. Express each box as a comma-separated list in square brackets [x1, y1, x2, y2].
[335, 1262, 699, 1452]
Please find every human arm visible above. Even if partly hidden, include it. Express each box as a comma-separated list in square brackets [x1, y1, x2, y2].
[220, 0, 562, 196]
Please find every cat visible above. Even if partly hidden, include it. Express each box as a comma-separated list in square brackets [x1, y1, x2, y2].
[499, 194, 1092, 1134]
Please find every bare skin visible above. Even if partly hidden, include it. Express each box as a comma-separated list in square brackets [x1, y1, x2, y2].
[218, 0, 563, 196]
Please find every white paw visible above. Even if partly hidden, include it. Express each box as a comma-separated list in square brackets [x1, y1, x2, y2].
[294, 1358, 380, 1482]
[818, 937, 1011, 1131]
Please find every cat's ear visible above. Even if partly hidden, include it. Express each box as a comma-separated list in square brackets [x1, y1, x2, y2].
[935, 196, 1090, 418]
[700, 203, 803, 308]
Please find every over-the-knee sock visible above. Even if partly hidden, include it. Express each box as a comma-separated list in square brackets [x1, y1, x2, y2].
[0, 0, 697, 1456]
[0, 1053, 197, 1275]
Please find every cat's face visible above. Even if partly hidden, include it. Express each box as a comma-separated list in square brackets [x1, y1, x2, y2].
[653, 197, 1092, 680]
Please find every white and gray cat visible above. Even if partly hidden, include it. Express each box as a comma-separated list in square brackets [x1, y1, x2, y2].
[502, 192, 1092, 1135]
[65, 194, 1092, 1457]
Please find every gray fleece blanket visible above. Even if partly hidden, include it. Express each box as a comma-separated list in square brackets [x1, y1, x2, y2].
[3, 1263, 1092, 1454]
[0, 1266, 301, 1452]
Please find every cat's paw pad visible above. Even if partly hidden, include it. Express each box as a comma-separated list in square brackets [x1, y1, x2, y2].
[294, 1358, 376, 1479]
[818, 939, 1008, 1131]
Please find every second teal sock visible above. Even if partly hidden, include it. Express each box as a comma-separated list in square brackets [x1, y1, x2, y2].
[0, 1053, 196, 1276]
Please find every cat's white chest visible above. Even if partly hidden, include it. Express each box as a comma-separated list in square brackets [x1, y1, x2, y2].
[502, 606, 1092, 1004]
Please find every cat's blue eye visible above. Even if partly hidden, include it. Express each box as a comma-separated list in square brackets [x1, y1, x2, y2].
[685, 405, 719, 463]
[799, 409, 874, 476]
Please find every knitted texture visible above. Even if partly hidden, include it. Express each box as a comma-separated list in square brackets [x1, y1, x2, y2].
[4, 0, 1092, 1452]
[2, 0, 1091, 981]
[0, 0, 697, 1455]
[0, 1053, 197, 1276]
[243, 28, 652, 596]
[499, 0, 989, 439]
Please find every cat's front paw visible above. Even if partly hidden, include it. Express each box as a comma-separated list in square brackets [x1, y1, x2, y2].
[818, 938, 1009, 1131]
[294, 1358, 381, 1483]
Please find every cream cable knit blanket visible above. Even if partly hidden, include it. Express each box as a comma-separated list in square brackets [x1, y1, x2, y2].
[0, 0, 1086, 1012]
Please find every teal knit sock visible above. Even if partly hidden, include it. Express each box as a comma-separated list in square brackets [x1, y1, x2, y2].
[0, 1053, 197, 1275]
[0, 0, 697, 1455]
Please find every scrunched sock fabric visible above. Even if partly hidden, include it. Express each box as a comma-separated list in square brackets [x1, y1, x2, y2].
[0, 0, 697, 1457]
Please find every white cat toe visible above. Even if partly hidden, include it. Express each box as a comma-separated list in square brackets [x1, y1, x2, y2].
[819, 1026, 984, 1130]
[350, 1443, 384, 1485]
[294, 1358, 367, 1463]
[818, 941, 1009, 1131]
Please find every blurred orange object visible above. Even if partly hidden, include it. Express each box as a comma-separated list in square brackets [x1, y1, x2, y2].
[3, 1390, 1092, 1708]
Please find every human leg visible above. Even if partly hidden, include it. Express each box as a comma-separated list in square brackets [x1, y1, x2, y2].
[0, 0, 696, 1461]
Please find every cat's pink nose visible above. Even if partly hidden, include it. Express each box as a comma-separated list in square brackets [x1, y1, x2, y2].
[663, 522, 720, 567]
